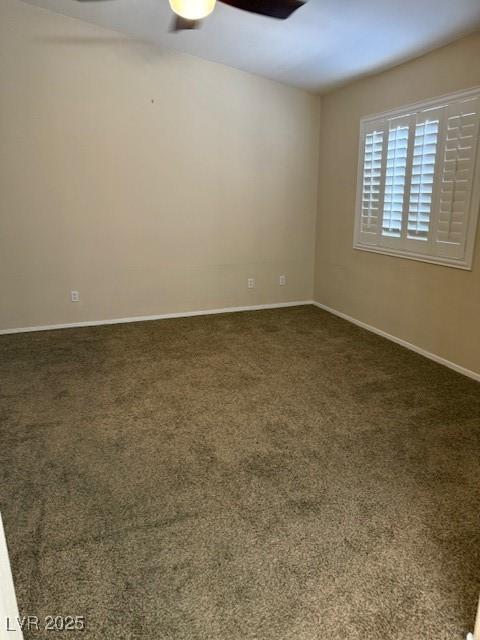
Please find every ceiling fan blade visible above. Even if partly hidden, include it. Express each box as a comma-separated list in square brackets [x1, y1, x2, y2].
[170, 15, 201, 31]
[218, 0, 304, 19]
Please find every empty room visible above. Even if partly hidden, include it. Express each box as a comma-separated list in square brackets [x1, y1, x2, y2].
[1, 0, 480, 638]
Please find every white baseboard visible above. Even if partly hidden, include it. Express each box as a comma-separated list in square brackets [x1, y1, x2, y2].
[0, 513, 24, 638]
[0, 301, 314, 336]
[3, 300, 478, 382]
[312, 301, 480, 383]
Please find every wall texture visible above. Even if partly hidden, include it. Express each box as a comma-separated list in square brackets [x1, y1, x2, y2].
[314, 32, 480, 376]
[0, 0, 320, 330]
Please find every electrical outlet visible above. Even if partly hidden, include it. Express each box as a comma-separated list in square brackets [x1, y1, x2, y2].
[279, 275, 286, 286]
[71, 290, 80, 302]
[247, 278, 255, 289]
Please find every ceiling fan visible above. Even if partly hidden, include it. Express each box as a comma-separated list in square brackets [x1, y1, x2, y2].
[75, 0, 305, 31]
[169, 0, 305, 30]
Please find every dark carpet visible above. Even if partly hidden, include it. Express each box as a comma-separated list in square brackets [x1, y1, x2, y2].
[1, 305, 479, 639]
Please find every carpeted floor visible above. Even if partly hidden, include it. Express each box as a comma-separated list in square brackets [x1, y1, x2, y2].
[1, 305, 479, 640]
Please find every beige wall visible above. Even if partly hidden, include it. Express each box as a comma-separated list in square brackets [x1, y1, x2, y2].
[0, 0, 320, 330]
[314, 32, 480, 376]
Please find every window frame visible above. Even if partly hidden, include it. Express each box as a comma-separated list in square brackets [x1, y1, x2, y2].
[353, 87, 480, 270]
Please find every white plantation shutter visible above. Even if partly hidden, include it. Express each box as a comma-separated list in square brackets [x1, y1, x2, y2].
[383, 122, 409, 238]
[354, 88, 480, 269]
[359, 125, 386, 243]
[434, 96, 480, 260]
[408, 118, 439, 240]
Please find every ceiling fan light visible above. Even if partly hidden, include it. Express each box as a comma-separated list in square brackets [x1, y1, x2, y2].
[169, 0, 216, 20]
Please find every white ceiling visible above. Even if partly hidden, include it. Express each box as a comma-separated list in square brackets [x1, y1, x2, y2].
[21, 0, 480, 92]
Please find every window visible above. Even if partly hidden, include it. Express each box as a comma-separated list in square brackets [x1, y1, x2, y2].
[354, 88, 480, 269]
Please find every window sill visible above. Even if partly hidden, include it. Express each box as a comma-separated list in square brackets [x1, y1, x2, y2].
[353, 243, 473, 270]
